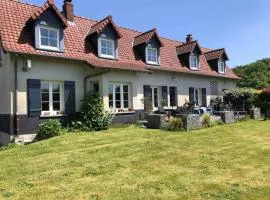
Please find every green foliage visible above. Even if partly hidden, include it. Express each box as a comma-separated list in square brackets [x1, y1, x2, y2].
[238, 116, 251, 122]
[162, 117, 183, 131]
[73, 91, 114, 131]
[215, 120, 225, 126]
[201, 114, 215, 128]
[36, 119, 62, 140]
[233, 58, 270, 89]
[223, 88, 258, 111]
[141, 97, 153, 113]
[210, 97, 223, 111]
[254, 88, 270, 119]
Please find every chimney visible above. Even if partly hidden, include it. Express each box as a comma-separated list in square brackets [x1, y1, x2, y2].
[63, 0, 74, 22]
[186, 34, 193, 43]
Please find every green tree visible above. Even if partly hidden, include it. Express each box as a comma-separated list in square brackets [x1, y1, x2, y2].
[233, 58, 270, 89]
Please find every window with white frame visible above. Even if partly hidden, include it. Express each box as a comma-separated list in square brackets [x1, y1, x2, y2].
[146, 47, 158, 65]
[218, 61, 226, 74]
[190, 54, 199, 70]
[108, 83, 130, 110]
[41, 82, 63, 116]
[39, 26, 59, 50]
[99, 38, 115, 59]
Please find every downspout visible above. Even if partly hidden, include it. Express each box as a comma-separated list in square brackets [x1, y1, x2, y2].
[14, 54, 19, 136]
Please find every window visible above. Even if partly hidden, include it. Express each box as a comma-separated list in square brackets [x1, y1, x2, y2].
[189, 87, 199, 106]
[39, 26, 59, 50]
[99, 38, 115, 59]
[153, 87, 159, 108]
[41, 82, 63, 116]
[190, 55, 199, 70]
[108, 83, 130, 110]
[169, 87, 177, 107]
[218, 61, 226, 74]
[89, 82, 99, 93]
[146, 47, 158, 65]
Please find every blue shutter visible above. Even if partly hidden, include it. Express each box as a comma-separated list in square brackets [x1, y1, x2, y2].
[189, 87, 194, 103]
[64, 81, 76, 115]
[27, 79, 41, 117]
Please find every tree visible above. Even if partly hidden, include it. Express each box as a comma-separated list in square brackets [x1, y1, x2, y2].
[233, 58, 270, 89]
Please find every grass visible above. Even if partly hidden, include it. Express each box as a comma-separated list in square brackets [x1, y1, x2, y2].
[0, 121, 269, 200]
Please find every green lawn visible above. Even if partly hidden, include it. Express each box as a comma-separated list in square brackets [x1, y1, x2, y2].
[0, 121, 269, 200]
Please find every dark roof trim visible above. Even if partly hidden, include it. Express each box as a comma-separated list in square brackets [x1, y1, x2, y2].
[133, 28, 164, 47]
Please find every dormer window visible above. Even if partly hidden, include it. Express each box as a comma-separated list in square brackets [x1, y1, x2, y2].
[39, 26, 60, 51]
[190, 54, 199, 70]
[218, 61, 226, 74]
[146, 47, 158, 65]
[99, 38, 115, 59]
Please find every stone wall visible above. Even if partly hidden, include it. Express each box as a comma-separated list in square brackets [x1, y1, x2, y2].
[146, 114, 166, 129]
[221, 111, 235, 124]
[183, 114, 201, 131]
[250, 108, 261, 120]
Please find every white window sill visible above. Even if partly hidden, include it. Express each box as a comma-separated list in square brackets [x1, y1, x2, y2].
[190, 67, 200, 71]
[40, 113, 65, 118]
[146, 61, 159, 66]
[99, 54, 116, 60]
[218, 71, 227, 75]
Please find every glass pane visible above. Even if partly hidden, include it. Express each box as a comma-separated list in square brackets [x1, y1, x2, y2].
[124, 101, 129, 108]
[107, 41, 113, 48]
[41, 83, 49, 92]
[115, 93, 121, 101]
[40, 28, 48, 37]
[53, 102, 60, 111]
[49, 39, 58, 47]
[109, 93, 113, 101]
[109, 101, 113, 107]
[41, 37, 49, 46]
[123, 85, 128, 93]
[101, 39, 106, 47]
[49, 30, 57, 39]
[53, 93, 60, 101]
[101, 47, 107, 55]
[108, 84, 113, 94]
[115, 85, 120, 93]
[52, 84, 60, 92]
[107, 48, 113, 56]
[116, 101, 121, 108]
[42, 102, 49, 111]
[124, 93, 129, 101]
[42, 93, 49, 101]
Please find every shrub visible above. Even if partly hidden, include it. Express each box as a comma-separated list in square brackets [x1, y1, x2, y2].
[73, 91, 114, 131]
[238, 116, 251, 122]
[36, 119, 62, 140]
[255, 88, 270, 119]
[162, 117, 183, 131]
[201, 113, 215, 128]
[215, 120, 225, 126]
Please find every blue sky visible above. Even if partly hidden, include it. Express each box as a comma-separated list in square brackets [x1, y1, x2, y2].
[27, 0, 270, 67]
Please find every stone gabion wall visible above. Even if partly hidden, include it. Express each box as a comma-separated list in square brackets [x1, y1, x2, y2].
[146, 114, 166, 129]
[183, 114, 201, 131]
[221, 111, 235, 124]
[250, 108, 261, 120]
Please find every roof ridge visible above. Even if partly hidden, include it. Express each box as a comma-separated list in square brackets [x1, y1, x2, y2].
[176, 40, 197, 47]
[205, 48, 225, 53]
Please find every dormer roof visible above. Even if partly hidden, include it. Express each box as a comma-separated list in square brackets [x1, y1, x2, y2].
[133, 28, 164, 47]
[176, 40, 202, 56]
[87, 15, 122, 38]
[204, 48, 229, 61]
[28, 0, 68, 27]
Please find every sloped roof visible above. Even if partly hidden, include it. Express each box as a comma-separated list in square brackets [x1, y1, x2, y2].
[29, 0, 68, 27]
[133, 28, 164, 47]
[0, 0, 239, 79]
[176, 40, 202, 55]
[205, 48, 229, 61]
[87, 15, 122, 38]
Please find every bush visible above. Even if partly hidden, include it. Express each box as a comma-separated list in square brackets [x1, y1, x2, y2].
[201, 114, 215, 128]
[162, 117, 183, 131]
[255, 88, 270, 119]
[73, 91, 114, 131]
[215, 120, 225, 126]
[36, 119, 62, 140]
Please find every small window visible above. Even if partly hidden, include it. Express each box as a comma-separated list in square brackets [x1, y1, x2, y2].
[190, 55, 199, 70]
[99, 38, 115, 59]
[41, 81, 63, 116]
[146, 47, 158, 65]
[39, 26, 60, 51]
[108, 83, 131, 111]
[218, 61, 226, 74]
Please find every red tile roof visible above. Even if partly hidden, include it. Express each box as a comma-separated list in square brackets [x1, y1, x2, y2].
[87, 15, 122, 38]
[205, 48, 229, 61]
[133, 28, 164, 47]
[0, 0, 239, 79]
[176, 40, 202, 55]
